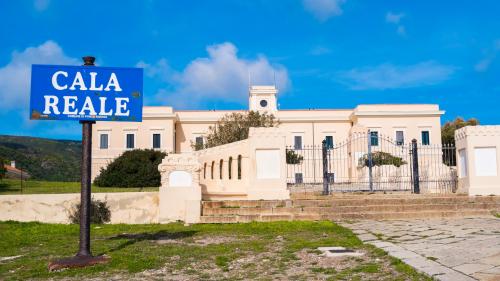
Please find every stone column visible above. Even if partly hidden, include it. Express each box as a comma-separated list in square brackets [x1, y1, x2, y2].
[158, 153, 202, 223]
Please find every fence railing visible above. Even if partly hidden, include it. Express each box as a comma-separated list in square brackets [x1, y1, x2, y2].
[286, 133, 457, 194]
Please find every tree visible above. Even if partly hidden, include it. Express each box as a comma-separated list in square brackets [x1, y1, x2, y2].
[193, 111, 279, 150]
[93, 149, 167, 187]
[0, 157, 6, 180]
[441, 117, 479, 145]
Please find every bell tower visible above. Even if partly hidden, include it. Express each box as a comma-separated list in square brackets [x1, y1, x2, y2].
[248, 85, 278, 112]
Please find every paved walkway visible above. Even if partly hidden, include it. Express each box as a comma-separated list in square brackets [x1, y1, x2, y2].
[342, 217, 500, 281]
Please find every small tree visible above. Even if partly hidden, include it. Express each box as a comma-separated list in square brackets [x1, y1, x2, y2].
[94, 149, 166, 187]
[441, 117, 479, 145]
[192, 111, 279, 150]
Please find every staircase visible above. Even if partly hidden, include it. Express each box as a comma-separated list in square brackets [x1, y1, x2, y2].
[200, 195, 500, 223]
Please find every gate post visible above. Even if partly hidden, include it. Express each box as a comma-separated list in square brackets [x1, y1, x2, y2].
[411, 139, 420, 194]
[322, 140, 329, 195]
[367, 130, 373, 192]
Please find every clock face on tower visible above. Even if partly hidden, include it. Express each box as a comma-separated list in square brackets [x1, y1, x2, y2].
[260, 99, 268, 107]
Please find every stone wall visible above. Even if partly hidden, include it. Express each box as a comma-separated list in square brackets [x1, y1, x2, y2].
[0, 192, 159, 224]
[196, 127, 289, 200]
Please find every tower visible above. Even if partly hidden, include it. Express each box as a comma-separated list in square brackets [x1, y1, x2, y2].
[248, 85, 278, 112]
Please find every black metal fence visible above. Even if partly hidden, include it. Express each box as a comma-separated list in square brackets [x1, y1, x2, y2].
[286, 132, 457, 194]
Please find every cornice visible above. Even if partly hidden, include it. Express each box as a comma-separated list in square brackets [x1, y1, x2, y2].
[455, 125, 500, 140]
[352, 110, 445, 117]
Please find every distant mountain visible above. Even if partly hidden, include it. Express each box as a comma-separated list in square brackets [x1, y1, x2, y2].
[0, 135, 81, 181]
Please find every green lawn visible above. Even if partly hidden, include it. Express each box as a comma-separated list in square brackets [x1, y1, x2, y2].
[0, 179, 158, 195]
[0, 221, 432, 280]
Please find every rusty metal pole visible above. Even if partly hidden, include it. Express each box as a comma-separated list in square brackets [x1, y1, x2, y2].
[77, 56, 96, 257]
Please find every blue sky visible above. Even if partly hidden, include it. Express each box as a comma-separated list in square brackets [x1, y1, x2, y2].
[1, 0, 499, 140]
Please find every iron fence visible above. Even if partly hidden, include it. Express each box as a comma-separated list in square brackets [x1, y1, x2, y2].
[286, 132, 457, 194]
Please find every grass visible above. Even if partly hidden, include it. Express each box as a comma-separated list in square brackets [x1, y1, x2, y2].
[0, 221, 432, 280]
[0, 179, 158, 195]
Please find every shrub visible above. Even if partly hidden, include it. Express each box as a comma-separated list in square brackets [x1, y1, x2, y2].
[69, 197, 111, 224]
[286, 150, 303, 164]
[358, 151, 407, 168]
[94, 149, 167, 187]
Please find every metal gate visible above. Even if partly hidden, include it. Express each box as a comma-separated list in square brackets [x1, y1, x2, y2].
[286, 132, 457, 194]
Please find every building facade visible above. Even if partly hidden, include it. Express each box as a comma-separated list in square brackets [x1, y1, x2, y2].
[91, 85, 444, 181]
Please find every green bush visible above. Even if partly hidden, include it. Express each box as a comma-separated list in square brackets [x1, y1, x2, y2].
[69, 197, 111, 224]
[359, 151, 407, 168]
[286, 150, 303, 164]
[94, 149, 166, 187]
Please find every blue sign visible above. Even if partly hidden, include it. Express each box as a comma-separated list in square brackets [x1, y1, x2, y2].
[30, 64, 143, 122]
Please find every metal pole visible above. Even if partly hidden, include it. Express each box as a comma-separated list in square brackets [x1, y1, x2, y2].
[411, 139, 420, 194]
[322, 140, 329, 195]
[77, 56, 96, 257]
[367, 130, 373, 192]
[48, 56, 109, 271]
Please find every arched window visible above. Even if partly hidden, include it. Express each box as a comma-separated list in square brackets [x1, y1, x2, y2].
[211, 161, 214, 179]
[228, 157, 233, 179]
[237, 155, 242, 180]
[219, 159, 223, 179]
[203, 163, 207, 179]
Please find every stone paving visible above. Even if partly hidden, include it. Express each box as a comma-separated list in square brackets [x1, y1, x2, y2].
[342, 217, 500, 281]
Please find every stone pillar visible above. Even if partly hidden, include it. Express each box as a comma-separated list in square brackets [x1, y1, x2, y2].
[455, 126, 500, 195]
[158, 153, 202, 223]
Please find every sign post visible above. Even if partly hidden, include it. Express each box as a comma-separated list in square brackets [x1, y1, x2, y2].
[29, 57, 143, 271]
[77, 57, 96, 260]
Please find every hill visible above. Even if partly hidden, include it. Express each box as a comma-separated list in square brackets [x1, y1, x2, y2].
[0, 135, 81, 181]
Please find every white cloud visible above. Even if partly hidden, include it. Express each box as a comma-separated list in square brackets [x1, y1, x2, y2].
[34, 0, 50, 11]
[136, 58, 174, 82]
[338, 61, 455, 90]
[0, 40, 79, 111]
[386, 12, 404, 24]
[475, 57, 493, 72]
[303, 0, 346, 21]
[386, 12, 406, 36]
[141, 42, 290, 107]
[474, 39, 500, 72]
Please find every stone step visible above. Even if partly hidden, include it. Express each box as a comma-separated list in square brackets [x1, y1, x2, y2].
[299, 202, 500, 214]
[202, 200, 289, 209]
[202, 202, 500, 216]
[205, 203, 499, 216]
[202, 196, 500, 209]
[200, 209, 494, 223]
[291, 196, 500, 207]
